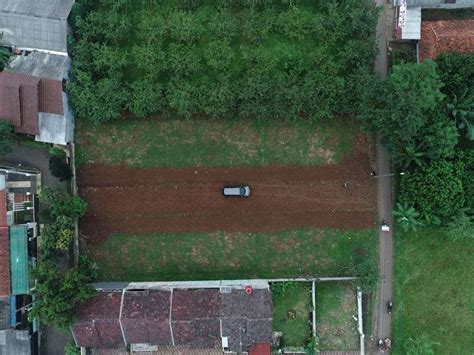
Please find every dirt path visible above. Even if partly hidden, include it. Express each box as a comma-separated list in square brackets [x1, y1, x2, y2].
[78, 136, 376, 244]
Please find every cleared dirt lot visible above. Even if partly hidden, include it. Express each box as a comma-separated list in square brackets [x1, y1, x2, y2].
[78, 136, 375, 243]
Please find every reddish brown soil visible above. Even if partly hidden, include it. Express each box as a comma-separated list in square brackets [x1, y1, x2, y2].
[78, 136, 376, 243]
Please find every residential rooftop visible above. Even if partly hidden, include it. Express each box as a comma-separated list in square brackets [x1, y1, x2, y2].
[0, 0, 74, 54]
[420, 19, 474, 60]
[72, 281, 273, 354]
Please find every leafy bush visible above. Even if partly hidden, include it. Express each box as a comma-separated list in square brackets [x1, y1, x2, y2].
[49, 146, 66, 157]
[0, 122, 15, 156]
[49, 156, 73, 181]
[400, 161, 465, 220]
[461, 148, 474, 210]
[435, 52, 474, 98]
[29, 257, 97, 330]
[0, 33, 10, 71]
[271, 281, 299, 298]
[64, 341, 80, 355]
[349, 255, 379, 293]
[445, 212, 474, 241]
[39, 187, 87, 219]
[40, 216, 75, 255]
[390, 48, 414, 66]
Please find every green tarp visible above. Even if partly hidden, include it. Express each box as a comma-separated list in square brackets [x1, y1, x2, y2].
[9, 225, 28, 295]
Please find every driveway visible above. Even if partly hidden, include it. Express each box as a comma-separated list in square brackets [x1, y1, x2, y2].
[1, 143, 57, 187]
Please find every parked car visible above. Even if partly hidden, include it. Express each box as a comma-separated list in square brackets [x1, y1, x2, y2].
[223, 185, 251, 197]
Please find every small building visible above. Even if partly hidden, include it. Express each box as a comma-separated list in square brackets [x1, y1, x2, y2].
[406, 0, 474, 9]
[71, 281, 273, 354]
[0, 0, 75, 56]
[393, 0, 474, 61]
[0, 71, 74, 145]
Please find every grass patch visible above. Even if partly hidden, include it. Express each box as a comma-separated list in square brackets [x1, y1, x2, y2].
[272, 282, 311, 348]
[84, 228, 376, 281]
[75, 117, 357, 168]
[392, 228, 474, 354]
[316, 282, 359, 351]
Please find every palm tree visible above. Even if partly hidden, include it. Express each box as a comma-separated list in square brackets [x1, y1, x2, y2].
[393, 202, 424, 232]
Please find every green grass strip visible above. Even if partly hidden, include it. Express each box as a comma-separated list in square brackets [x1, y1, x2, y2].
[392, 228, 474, 354]
[86, 228, 376, 282]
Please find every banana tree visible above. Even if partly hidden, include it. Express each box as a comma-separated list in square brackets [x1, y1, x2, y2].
[447, 89, 474, 140]
[393, 202, 424, 232]
[393, 141, 426, 170]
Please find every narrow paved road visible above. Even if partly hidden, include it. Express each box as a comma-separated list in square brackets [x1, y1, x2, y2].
[374, 0, 394, 354]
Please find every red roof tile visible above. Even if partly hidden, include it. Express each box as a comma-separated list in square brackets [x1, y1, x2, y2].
[40, 78, 64, 115]
[249, 343, 271, 355]
[0, 72, 63, 136]
[73, 292, 123, 348]
[0, 191, 7, 227]
[120, 290, 172, 345]
[73, 287, 272, 352]
[172, 289, 221, 320]
[172, 318, 221, 348]
[0, 227, 10, 297]
[420, 20, 474, 61]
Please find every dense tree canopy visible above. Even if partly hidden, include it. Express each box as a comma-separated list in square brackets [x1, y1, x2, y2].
[358, 61, 447, 159]
[359, 54, 474, 224]
[68, 0, 378, 122]
[400, 160, 465, 220]
[29, 257, 97, 330]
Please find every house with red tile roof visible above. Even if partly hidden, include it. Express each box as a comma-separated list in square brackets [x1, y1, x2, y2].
[0, 71, 74, 145]
[71, 281, 273, 354]
[419, 19, 474, 60]
[394, 0, 474, 60]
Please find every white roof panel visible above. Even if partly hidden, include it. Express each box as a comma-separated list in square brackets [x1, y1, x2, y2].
[402, 6, 421, 40]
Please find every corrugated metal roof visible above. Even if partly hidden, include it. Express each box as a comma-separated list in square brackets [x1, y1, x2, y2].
[0, 329, 31, 355]
[36, 92, 73, 145]
[8, 52, 70, 81]
[0, 13, 68, 53]
[407, 0, 474, 8]
[402, 6, 422, 40]
[0, 296, 10, 330]
[9, 225, 28, 295]
[0, 0, 75, 54]
[0, 0, 74, 19]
